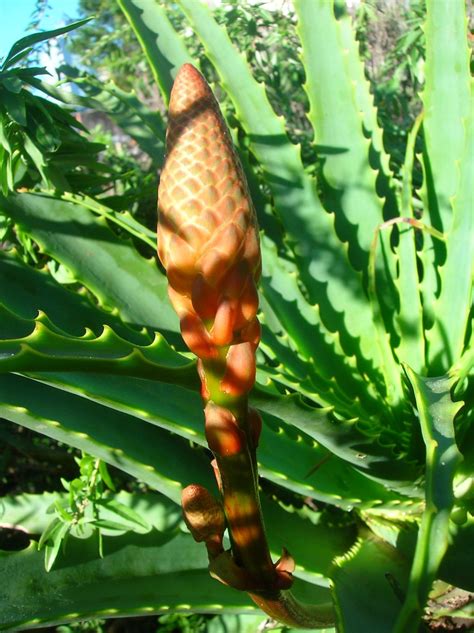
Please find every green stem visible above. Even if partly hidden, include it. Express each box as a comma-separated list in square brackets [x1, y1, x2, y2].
[202, 357, 335, 628]
[203, 356, 273, 582]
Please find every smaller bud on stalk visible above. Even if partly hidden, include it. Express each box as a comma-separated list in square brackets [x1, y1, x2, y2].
[182, 484, 225, 556]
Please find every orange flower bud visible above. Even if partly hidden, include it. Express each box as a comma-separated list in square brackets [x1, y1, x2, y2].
[157, 64, 261, 362]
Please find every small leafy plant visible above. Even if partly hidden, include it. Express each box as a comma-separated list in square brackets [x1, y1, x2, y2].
[0, 1, 472, 631]
[38, 452, 150, 571]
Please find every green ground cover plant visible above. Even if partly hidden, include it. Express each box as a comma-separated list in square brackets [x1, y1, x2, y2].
[0, 1, 472, 631]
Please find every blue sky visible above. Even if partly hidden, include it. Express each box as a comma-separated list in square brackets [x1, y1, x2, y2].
[0, 0, 81, 60]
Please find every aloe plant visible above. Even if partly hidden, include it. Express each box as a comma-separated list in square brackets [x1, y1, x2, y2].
[0, 1, 472, 631]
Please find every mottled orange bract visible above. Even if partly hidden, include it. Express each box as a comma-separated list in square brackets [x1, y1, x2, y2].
[157, 64, 261, 369]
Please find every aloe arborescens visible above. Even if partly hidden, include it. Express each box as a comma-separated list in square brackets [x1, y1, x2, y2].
[1, 1, 472, 630]
[157, 63, 332, 628]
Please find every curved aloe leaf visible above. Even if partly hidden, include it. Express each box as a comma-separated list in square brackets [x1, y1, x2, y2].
[394, 369, 463, 633]
[427, 100, 473, 371]
[331, 535, 410, 633]
[308, 3, 402, 384]
[0, 491, 355, 588]
[0, 529, 332, 631]
[260, 236, 385, 419]
[252, 389, 422, 496]
[421, 0, 471, 235]
[29, 371, 409, 510]
[0, 373, 214, 504]
[394, 114, 425, 372]
[0, 531, 261, 631]
[0, 250, 163, 349]
[0, 304, 196, 386]
[294, 0, 388, 266]
[333, 4, 393, 185]
[419, 0, 471, 331]
[261, 497, 356, 585]
[117, 0, 191, 101]
[0, 192, 179, 335]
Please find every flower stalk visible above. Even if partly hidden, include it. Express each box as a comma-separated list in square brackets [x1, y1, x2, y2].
[157, 63, 333, 629]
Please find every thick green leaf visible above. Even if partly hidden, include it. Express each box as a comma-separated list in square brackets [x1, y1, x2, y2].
[394, 114, 425, 372]
[331, 535, 410, 633]
[0, 304, 196, 386]
[1, 490, 355, 588]
[0, 528, 333, 630]
[29, 371, 409, 510]
[260, 237, 384, 419]
[261, 497, 356, 585]
[421, 0, 471, 235]
[117, 0, 191, 102]
[326, 4, 403, 383]
[394, 369, 463, 633]
[0, 373, 214, 505]
[295, 0, 387, 267]
[0, 531, 262, 630]
[419, 0, 471, 330]
[0, 192, 179, 335]
[333, 3, 393, 185]
[0, 251, 150, 344]
[427, 99, 473, 371]
[252, 389, 423, 497]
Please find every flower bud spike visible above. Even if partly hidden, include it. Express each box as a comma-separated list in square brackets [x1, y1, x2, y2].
[158, 63, 261, 364]
[159, 64, 332, 630]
